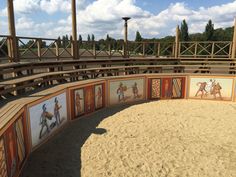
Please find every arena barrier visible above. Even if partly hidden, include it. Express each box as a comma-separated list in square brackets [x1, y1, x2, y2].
[0, 73, 235, 177]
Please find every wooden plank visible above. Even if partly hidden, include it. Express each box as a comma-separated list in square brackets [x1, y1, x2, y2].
[0, 63, 235, 96]
[0, 104, 16, 118]
[0, 104, 24, 131]
[0, 64, 234, 86]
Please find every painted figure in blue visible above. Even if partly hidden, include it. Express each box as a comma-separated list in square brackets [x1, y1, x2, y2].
[117, 82, 126, 102]
[39, 104, 51, 139]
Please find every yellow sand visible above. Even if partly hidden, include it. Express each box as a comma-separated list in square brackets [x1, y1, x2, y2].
[81, 100, 236, 177]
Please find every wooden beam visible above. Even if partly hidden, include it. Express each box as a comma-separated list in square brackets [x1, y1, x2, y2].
[71, 0, 78, 59]
[7, 0, 18, 62]
[175, 25, 180, 58]
[232, 18, 236, 59]
[37, 39, 42, 61]
[122, 17, 130, 58]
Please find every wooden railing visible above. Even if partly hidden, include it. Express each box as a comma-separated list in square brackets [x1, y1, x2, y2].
[0, 35, 10, 62]
[179, 41, 232, 58]
[79, 41, 124, 58]
[17, 36, 73, 61]
[128, 42, 175, 58]
[1, 57, 236, 98]
[0, 35, 235, 63]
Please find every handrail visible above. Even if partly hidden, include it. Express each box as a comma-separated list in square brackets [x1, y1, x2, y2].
[0, 34, 235, 62]
[1, 61, 236, 98]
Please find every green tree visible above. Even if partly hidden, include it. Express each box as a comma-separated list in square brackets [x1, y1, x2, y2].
[78, 35, 83, 46]
[204, 20, 214, 41]
[87, 34, 91, 42]
[57, 36, 62, 48]
[62, 36, 65, 48]
[62, 35, 70, 48]
[65, 35, 69, 47]
[135, 31, 142, 42]
[180, 19, 190, 41]
[91, 34, 95, 41]
[42, 41, 47, 48]
[69, 35, 73, 47]
[24, 40, 35, 48]
[134, 31, 142, 54]
[106, 34, 110, 42]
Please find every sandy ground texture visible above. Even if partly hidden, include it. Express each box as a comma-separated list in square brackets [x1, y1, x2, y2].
[21, 100, 236, 177]
[81, 100, 236, 177]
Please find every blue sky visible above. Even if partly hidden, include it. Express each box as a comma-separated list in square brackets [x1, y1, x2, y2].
[0, 0, 235, 40]
[136, 0, 234, 13]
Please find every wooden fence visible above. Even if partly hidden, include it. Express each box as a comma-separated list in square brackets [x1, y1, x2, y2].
[0, 35, 234, 63]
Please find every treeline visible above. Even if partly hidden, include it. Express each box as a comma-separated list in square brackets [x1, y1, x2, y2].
[76, 34, 124, 50]
[0, 19, 234, 57]
[135, 19, 234, 42]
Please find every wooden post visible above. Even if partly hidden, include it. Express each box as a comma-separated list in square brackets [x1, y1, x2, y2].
[7, 0, 18, 62]
[122, 17, 130, 58]
[55, 40, 60, 61]
[7, 37, 12, 62]
[157, 42, 160, 57]
[93, 42, 96, 59]
[175, 25, 180, 58]
[71, 0, 78, 59]
[142, 43, 145, 57]
[232, 18, 236, 59]
[211, 42, 215, 58]
[108, 43, 111, 58]
[194, 42, 198, 58]
[37, 39, 42, 61]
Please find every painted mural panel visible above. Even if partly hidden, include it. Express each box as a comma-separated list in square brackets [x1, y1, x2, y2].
[29, 92, 68, 148]
[172, 78, 183, 98]
[189, 77, 233, 100]
[109, 78, 144, 105]
[0, 138, 8, 177]
[15, 117, 26, 166]
[5, 125, 17, 177]
[150, 79, 161, 99]
[161, 78, 172, 99]
[74, 89, 85, 117]
[85, 86, 95, 114]
[95, 84, 104, 110]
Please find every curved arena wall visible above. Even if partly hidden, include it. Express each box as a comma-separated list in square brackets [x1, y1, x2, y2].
[0, 73, 235, 177]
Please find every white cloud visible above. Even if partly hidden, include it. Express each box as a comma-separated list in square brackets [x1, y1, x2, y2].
[74, 0, 236, 39]
[40, 0, 71, 14]
[1, 0, 236, 40]
[15, 16, 55, 37]
[14, 0, 40, 14]
[0, 8, 7, 17]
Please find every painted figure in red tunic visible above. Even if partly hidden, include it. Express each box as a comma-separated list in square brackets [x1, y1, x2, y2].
[132, 82, 139, 99]
[96, 86, 103, 108]
[75, 92, 83, 116]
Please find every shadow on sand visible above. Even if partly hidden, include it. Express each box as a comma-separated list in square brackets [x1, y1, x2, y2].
[20, 102, 145, 177]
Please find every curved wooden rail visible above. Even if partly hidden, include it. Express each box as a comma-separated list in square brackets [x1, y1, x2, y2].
[1, 57, 236, 99]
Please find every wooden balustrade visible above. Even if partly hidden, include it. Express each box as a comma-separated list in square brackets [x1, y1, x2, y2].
[1, 35, 236, 63]
[179, 41, 232, 58]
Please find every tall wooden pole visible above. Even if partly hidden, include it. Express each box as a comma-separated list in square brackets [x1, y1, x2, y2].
[122, 17, 130, 58]
[175, 25, 180, 58]
[7, 0, 18, 62]
[71, 0, 78, 59]
[232, 18, 236, 59]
